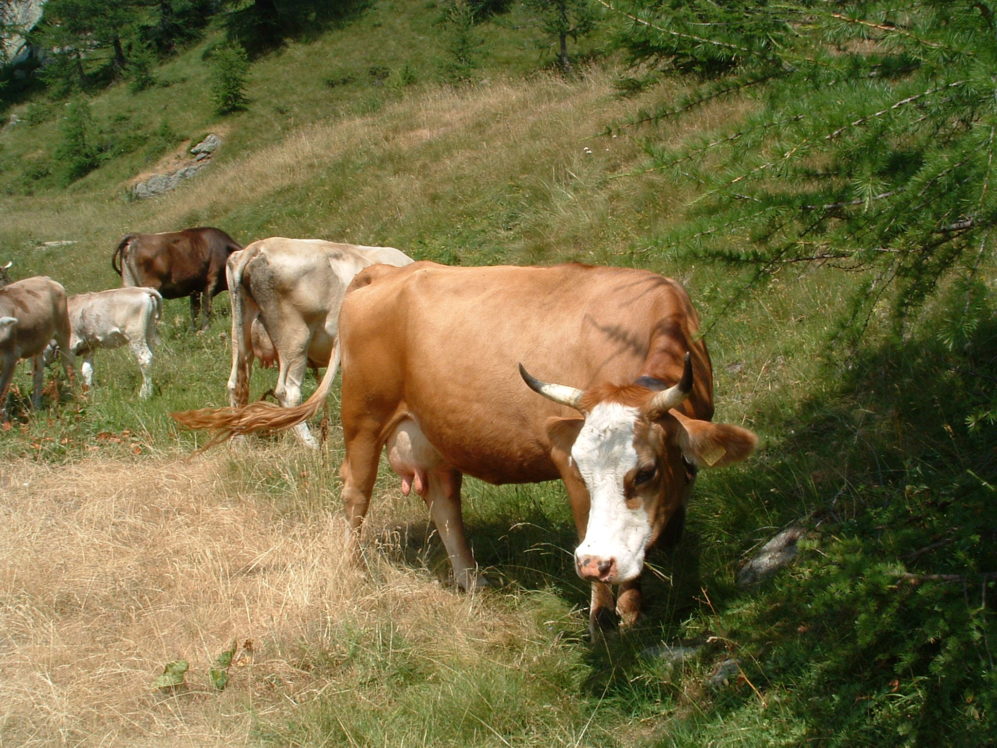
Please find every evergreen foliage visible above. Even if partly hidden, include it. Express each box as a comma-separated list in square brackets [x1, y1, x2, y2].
[442, 0, 482, 85]
[526, 0, 599, 74]
[608, 0, 996, 340]
[54, 96, 99, 183]
[210, 43, 250, 114]
[603, 2, 997, 742]
[33, 0, 142, 84]
[126, 40, 158, 93]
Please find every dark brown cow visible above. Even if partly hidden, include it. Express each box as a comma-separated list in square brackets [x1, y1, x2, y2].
[111, 227, 242, 329]
[173, 262, 757, 632]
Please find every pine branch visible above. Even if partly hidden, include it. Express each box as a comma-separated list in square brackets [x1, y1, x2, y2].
[900, 571, 997, 584]
[593, 0, 756, 57]
[697, 80, 968, 201]
[611, 73, 775, 132]
[825, 10, 944, 50]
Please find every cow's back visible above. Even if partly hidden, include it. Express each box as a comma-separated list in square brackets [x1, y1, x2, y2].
[339, 262, 712, 484]
[68, 287, 160, 348]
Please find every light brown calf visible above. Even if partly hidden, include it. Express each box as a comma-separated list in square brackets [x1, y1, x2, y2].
[0, 276, 75, 419]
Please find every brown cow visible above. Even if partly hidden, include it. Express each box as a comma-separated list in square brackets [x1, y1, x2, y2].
[0, 276, 75, 420]
[111, 227, 242, 330]
[173, 262, 757, 632]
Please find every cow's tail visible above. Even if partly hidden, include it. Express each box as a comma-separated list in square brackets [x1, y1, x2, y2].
[227, 250, 251, 407]
[171, 344, 342, 449]
[111, 235, 132, 276]
[146, 289, 163, 345]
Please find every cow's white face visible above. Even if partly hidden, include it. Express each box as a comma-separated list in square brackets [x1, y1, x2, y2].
[571, 401, 652, 583]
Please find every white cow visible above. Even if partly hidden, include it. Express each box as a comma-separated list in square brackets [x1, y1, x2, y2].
[226, 238, 414, 447]
[63, 287, 163, 398]
[0, 276, 75, 419]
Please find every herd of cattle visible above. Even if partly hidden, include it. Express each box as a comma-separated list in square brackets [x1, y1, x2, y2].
[1, 227, 757, 632]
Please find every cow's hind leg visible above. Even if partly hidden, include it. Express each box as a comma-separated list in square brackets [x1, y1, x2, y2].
[339, 424, 385, 566]
[131, 341, 154, 398]
[271, 322, 317, 447]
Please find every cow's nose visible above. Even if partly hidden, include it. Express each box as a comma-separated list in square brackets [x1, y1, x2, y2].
[577, 555, 617, 582]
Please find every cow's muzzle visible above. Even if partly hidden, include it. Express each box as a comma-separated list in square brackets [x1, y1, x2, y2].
[576, 554, 618, 583]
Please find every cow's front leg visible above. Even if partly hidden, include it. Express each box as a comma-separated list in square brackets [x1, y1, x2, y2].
[616, 577, 643, 629]
[80, 353, 95, 392]
[200, 290, 213, 330]
[189, 293, 202, 330]
[589, 581, 616, 635]
[30, 353, 45, 409]
[0, 351, 17, 421]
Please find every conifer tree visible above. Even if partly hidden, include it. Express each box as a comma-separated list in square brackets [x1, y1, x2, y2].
[35, 0, 144, 82]
[606, 0, 996, 340]
[526, 0, 598, 75]
[211, 43, 250, 114]
[55, 96, 99, 183]
[442, 0, 482, 85]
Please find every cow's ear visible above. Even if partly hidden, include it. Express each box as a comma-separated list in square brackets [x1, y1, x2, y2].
[671, 410, 757, 468]
[545, 416, 584, 469]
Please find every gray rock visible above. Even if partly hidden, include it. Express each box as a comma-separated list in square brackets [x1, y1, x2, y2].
[708, 658, 741, 689]
[737, 526, 805, 587]
[190, 134, 221, 157]
[2, 0, 46, 65]
[131, 162, 207, 199]
[643, 643, 702, 662]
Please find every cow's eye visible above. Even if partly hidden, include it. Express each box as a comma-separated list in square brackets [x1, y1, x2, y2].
[634, 467, 656, 486]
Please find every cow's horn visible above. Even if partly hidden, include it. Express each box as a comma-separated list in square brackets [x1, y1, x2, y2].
[646, 352, 693, 415]
[519, 363, 584, 410]
[1, 261, 11, 270]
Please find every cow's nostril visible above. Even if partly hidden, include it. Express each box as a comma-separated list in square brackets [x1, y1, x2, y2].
[597, 559, 613, 577]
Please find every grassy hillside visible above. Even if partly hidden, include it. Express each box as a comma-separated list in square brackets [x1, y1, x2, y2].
[0, 2, 992, 745]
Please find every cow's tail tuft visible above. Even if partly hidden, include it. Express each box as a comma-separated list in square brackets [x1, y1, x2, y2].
[172, 345, 341, 448]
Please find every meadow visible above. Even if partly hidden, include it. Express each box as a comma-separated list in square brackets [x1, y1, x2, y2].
[0, 3, 992, 745]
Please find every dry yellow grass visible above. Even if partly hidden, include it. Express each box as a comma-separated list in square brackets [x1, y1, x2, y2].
[0, 446, 527, 745]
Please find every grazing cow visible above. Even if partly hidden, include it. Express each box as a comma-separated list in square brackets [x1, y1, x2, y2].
[0, 276, 75, 419]
[111, 226, 242, 330]
[225, 238, 414, 447]
[173, 262, 757, 631]
[62, 287, 163, 399]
